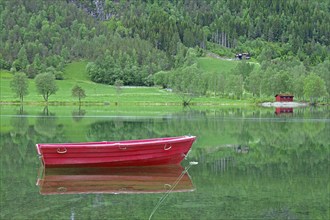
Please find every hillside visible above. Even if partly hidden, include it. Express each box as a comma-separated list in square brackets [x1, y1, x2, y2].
[73, 0, 329, 64]
[0, 0, 329, 102]
[1, 0, 329, 74]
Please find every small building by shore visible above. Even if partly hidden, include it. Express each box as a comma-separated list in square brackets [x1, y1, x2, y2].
[275, 94, 294, 102]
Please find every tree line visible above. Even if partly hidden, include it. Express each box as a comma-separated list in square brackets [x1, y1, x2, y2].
[10, 71, 86, 104]
[1, 0, 330, 103]
[154, 52, 329, 104]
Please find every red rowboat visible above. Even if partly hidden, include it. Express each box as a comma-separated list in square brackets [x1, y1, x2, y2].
[36, 165, 195, 195]
[36, 136, 196, 167]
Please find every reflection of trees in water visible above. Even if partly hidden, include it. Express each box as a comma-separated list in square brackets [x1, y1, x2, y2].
[35, 114, 58, 138]
[72, 108, 86, 122]
[182, 108, 329, 174]
[18, 104, 24, 114]
[34, 107, 65, 143]
[248, 122, 329, 172]
[9, 111, 30, 161]
[208, 157, 234, 174]
[1, 108, 70, 192]
[3, 106, 327, 174]
[10, 113, 29, 137]
[263, 207, 298, 220]
[2, 107, 69, 170]
[87, 119, 162, 141]
[86, 111, 212, 142]
[231, 119, 328, 174]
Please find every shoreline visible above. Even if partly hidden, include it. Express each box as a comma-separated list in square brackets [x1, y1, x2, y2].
[260, 102, 309, 107]
[1, 101, 328, 107]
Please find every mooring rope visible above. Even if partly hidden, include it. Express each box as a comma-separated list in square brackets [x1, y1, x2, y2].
[148, 161, 198, 220]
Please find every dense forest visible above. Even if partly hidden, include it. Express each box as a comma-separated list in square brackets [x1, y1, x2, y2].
[1, 0, 329, 101]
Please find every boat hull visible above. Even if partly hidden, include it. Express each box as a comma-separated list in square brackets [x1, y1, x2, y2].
[36, 136, 196, 167]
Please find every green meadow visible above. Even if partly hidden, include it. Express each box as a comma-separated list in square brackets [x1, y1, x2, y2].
[197, 57, 238, 74]
[0, 57, 252, 106]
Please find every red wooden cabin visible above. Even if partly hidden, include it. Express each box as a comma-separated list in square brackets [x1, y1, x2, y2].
[275, 94, 294, 102]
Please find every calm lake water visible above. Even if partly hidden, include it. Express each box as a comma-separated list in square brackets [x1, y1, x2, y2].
[0, 105, 329, 220]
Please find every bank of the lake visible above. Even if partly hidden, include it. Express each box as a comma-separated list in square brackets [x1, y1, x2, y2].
[1, 69, 254, 106]
[1, 60, 327, 107]
[1, 59, 252, 106]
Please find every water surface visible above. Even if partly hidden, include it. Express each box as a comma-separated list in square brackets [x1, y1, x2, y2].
[1, 106, 329, 219]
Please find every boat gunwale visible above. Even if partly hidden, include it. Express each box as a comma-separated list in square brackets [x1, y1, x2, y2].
[37, 136, 195, 149]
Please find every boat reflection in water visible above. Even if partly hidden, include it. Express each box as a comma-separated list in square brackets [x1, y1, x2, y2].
[36, 165, 195, 195]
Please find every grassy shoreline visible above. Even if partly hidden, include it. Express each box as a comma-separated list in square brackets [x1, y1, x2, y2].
[0, 99, 254, 107]
[2, 60, 326, 107]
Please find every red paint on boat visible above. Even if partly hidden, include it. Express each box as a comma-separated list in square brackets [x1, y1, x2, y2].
[36, 136, 196, 167]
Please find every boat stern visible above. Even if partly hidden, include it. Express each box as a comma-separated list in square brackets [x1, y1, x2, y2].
[36, 144, 47, 167]
[36, 144, 42, 155]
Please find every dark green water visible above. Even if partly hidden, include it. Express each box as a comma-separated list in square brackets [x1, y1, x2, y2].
[1, 106, 329, 220]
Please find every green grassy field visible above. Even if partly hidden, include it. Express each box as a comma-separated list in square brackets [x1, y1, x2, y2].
[63, 60, 89, 81]
[0, 57, 250, 106]
[197, 57, 238, 74]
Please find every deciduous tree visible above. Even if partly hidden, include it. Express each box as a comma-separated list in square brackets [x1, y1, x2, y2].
[72, 84, 86, 105]
[114, 79, 124, 95]
[10, 72, 29, 103]
[35, 72, 58, 103]
[170, 64, 205, 106]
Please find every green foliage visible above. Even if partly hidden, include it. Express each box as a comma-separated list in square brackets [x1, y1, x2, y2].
[211, 73, 226, 97]
[71, 84, 86, 105]
[169, 64, 206, 106]
[255, 58, 327, 100]
[35, 72, 58, 102]
[246, 69, 262, 97]
[230, 61, 255, 80]
[183, 48, 198, 66]
[206, 42, 234, 57]
[0, 0, 172, 82]
[10, 72, 29, 103]
[92, 0, 329, 65]
[153, 71, 169, 89]
[303, 73, 328, 104]
[86, 39, 169, 86]
[2, 0, 329, 78]
[45, 66, 63, 80]
[1, 0, 94, 71]
[114, 79, 124, 94]
[226, 74, 244, 99]
[0, 0, 330, 103]
[313, 60, 330, 98]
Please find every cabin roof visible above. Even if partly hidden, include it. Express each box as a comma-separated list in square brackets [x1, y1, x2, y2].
[275, 94, 294, 97]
